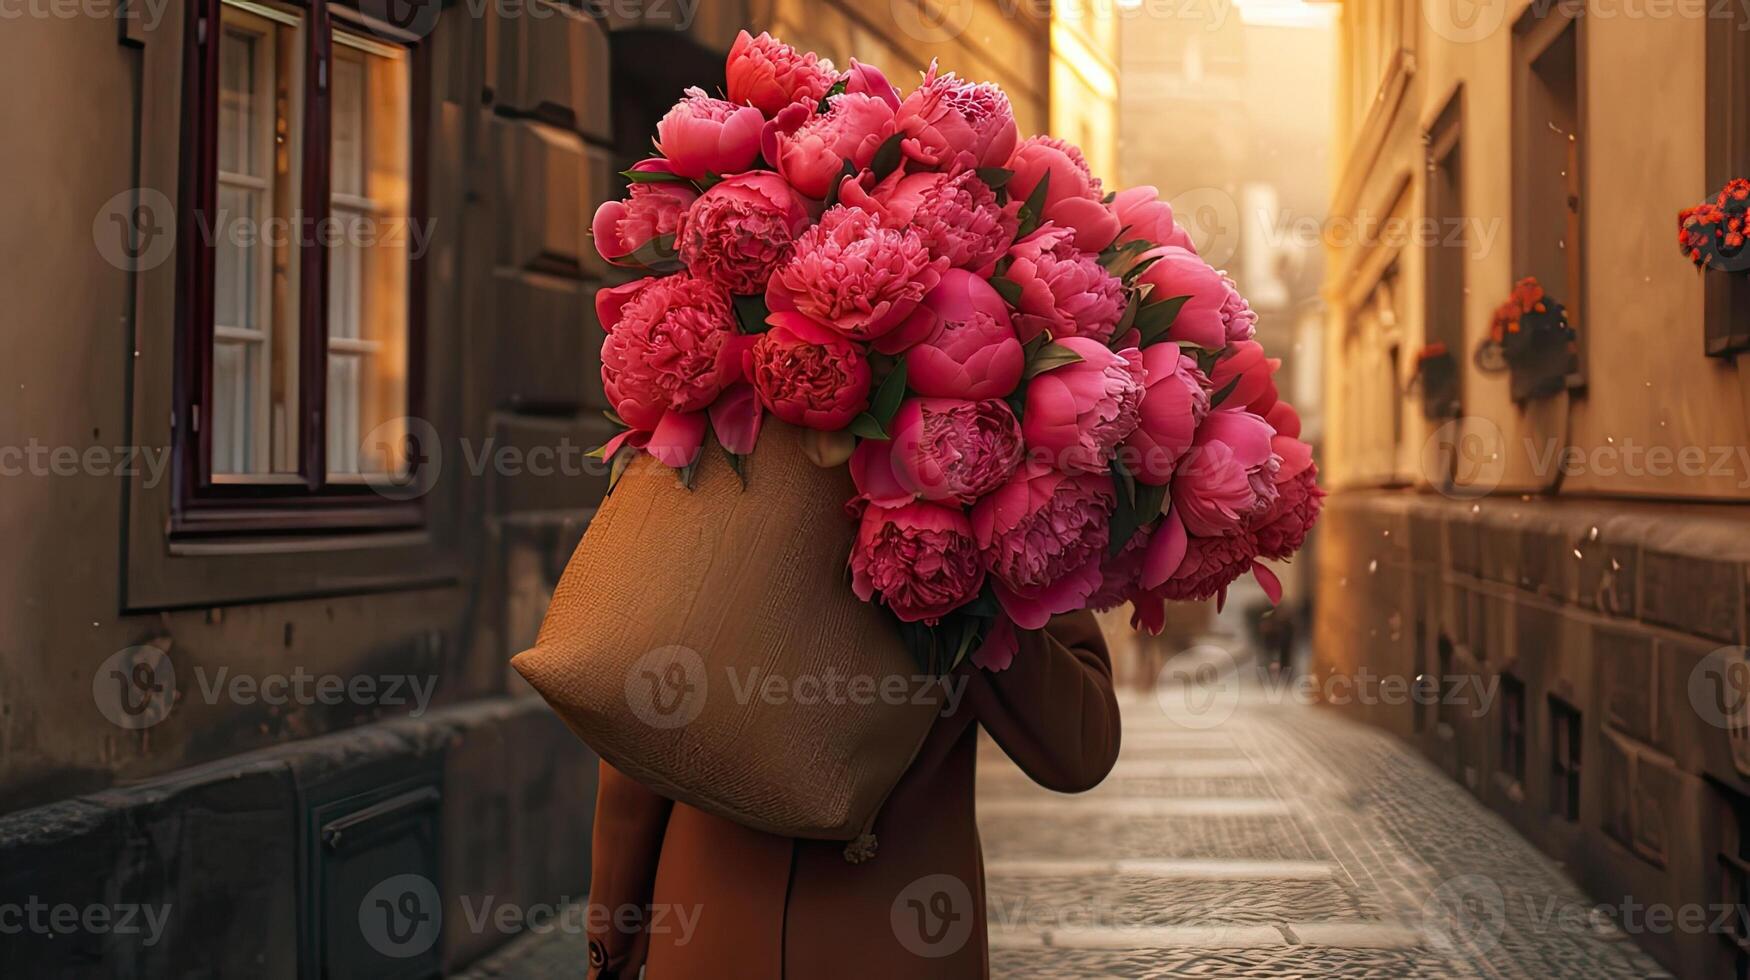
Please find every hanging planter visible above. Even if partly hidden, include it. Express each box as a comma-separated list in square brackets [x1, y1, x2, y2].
[1678, 178, 1750, 272]
[1409, 342, 1460, 421]
[1475, 277, 1576, 402]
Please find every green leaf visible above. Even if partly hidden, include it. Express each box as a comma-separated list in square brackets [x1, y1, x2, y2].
[606, 447, 634, 495]
[1194, 347, 1222, 376]
[1134, 294, 1192, 348]
[848, 413, 889, 440]
[1109, 457, 1137, 510]
[678, 456, 700, 490]
[622, 168, 694, 186]
[816, 78, 848, 113]
[975, 166, 1014, 190]
[1110, 292, 1141, 350]
[989, 275, 1023, 308]
[604, 409, 627, 427]
[867, 360, 909, 427]
[1023, 341, 1084, 380]
[1209, 372, 1244, 409]
[1135, 480, 1169, 522]
[696, 171, 724, 190]
[822, 159, 859, 209]
[1016, 170, 1050, 239]
[732, 292, 772, 334]
[624, 234, 681, 272]
[1021, 332, 1050, 362]
[1098, 238, 1152, 275]
[869, 132, 905, 181]
[718, 437, 747, 488]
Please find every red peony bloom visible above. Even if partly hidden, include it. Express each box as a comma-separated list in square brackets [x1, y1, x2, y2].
[894, 64, 1020, 172]
[1252, 436, 1324, 560]
[1122, 343, 1211, 486]
[676, 172, 813, 295]
[766, 205, 946, 346]
[744, 324, 871, 431]
[1001, 226, 1126, 344]
[1022, 336, 1146, 475]
[1147, 530, 1258, 605]
[726, 30, 839, 116]
[851, 500, 986, 624]
[1171, 408, 1281, 537]
[762, 93, 896, 199]
[655, 88, 764, 180]
[889, 397, 1024, 504]
[1005, 136, 1120, 250]
[1130, 245, 1239, 351]
[1207, 340, 1281, 417]
[897, 269, 1024, 400]
[843, 169, 1016, 275]
[971, 461, 1116, 630]
[592, 159, 696, 270]
[1109, 185, 1195, 252]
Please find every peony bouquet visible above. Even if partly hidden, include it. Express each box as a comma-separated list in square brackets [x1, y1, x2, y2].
[589, 32, 1322, 674]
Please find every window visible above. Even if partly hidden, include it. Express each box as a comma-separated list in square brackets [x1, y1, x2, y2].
[1512, 9, 1585, 391]
[1548, 695, 1581, 821]
[1499, 673, 1526, 787]
[1424, 88, 1464, 411]
[176, 0, 426, 533]
[1705, 10, 1750, 357]
[1720, 794, 1750, 977]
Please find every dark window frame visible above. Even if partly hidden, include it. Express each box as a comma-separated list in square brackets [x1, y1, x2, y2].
[172, 0, 434, 537]
[1500, 673, 1527, 787]
[1423, 85, 1465, 411]
[1547, 694, 1581, 821]
[1706, 11, 1750, 358]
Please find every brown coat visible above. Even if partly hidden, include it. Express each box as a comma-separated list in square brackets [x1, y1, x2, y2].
[583, 612, 1120, 979]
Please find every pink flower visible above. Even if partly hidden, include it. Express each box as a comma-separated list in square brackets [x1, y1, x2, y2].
[1171, 409, 1281, 537]
[971, 461, 1115, 630]
[894, 64, 1019, 172]
[1208, 340, 1280, 416]
[1109, 186, 1194, 251]
[766, 206, 946, 346]
[1253, 436, 1323, 560]
[1131, 246, 1233, 350]
[1122, 343, 1211, 486]
[676, 172, 813, 295]
[762, 93, 896, 199]
[592, 159, 697, 270]
[890, 397, 1024, 503]
[655, 88, 764, 180]
[847, 170, 1016, 274]
[1148, 530, 1259, 606]
[1088, 529, 1148, 612]
[851, 500, 986, 624]
[1000, 226, 1126, 344]
[1264, 400, 1302, 440]
[1005, 136, 1119, 250]
[1219, 274, 1258, 342]
[843, 59, 900, 109]
[1022, 336, 1145, 475]
[744, 324, 871, 431]
[726, 30, 838, 116]
[898, 270, 1024, 399]
[597, 273, 740, 467]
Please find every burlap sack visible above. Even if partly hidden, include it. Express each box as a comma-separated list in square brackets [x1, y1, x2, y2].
[512, 422, 944, 855]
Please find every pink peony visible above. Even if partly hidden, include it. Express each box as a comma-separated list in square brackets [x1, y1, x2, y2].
[894, 64, 1019, 172]
[762, 93, 896, 199]
[1122, 343, 1211, 486]
[971, 461, 1115, 629]
[597, 273, 741, 467]
[766, 206, 946, 346]
[898, 270, 1024, 399]
[1219, 274, 1258, 342]
[726, 30, 838, 116]
[1147, 530, 1259, 606]
[1253, 436, 1323, 560]
[1022, 336, 1145, 475]
[744, 324, 871, 431]
[851, 500, 986, 623]
[676, 171, 813, 295]
[1005, 136, 1119, 250]
[1264, 400, 1302, 440]
[843, 59, 901, 109]
[655, 88, 764, 180]
[592, 159, 697, 270]
[1088, 529, 1148, 612]
[889, 397, 1024, 504]
[1207, 340, 1280, 416]
[1171, 409, 1281, 537]
[1130, 246, 1233, 350]
[1109, 186, 1195, 251]
[844, 169, 1015, 275]
[1001, 226, 1127, 344]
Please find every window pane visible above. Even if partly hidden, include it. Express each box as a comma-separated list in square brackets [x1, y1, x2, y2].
[328, 35, 412, 479]
[213, 1, 303, 478]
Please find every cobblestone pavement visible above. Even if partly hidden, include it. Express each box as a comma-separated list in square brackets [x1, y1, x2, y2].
[460, 652, 1669, 979]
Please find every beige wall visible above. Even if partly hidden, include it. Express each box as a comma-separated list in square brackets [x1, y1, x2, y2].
[1325, 0, 1750, 500]
[1050, 0, 1120, 185]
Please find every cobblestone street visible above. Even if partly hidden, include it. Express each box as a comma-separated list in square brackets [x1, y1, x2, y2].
[462, 653, 1669, 979]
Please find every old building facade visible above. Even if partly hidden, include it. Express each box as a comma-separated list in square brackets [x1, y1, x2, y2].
[0, 1, 1107, 975]
[1317, 2, 1750, 976]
